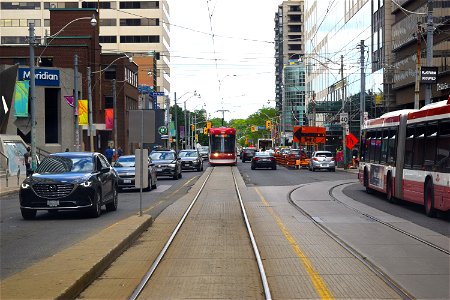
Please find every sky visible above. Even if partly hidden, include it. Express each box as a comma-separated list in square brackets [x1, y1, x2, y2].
[169, 0, 282, 121]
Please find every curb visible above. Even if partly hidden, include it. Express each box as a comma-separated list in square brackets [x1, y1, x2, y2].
[0, 214, 153, 299]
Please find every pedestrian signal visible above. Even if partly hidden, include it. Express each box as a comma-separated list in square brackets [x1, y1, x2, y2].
[203, 127, 208, 135]
[265, 120, 272, 129]
[251, 125, 257, 132]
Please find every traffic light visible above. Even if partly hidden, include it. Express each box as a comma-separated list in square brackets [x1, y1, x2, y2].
[195, 134, 199, 142]
[245, 137, 248, 145]
[265, 120, 272, 129]
[206, 121, 211, 129]
[191, 124, 195, 131]
[251, 125, 257, 132]
[203, 127, 208, 135]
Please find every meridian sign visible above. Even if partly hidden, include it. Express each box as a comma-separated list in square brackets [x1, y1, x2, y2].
[18, 68, 60, 86]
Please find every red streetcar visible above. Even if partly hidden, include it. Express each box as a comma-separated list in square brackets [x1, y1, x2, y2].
[359, 97, 450, 217]
[208, 127, 237, 166]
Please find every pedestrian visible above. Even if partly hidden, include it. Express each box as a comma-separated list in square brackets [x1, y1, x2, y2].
[117, 146, 123, 157]
[23, 147, 32, 176]
[65, 148, 70, 152]
[105, 145, 113, 164]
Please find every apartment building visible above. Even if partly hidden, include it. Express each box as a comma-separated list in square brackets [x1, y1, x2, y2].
[0, 0, 170, 108]
[274, 0, 305, 143]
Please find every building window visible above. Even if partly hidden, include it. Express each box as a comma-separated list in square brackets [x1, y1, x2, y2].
[105, 96, 113, 109]
[1, 36, 30, 44]
[81, 1, 111, 9]
[1, 2, 41, 9]
[100, 19, 117, 26]
[45, 88, 59, 144]
[119, 1, 159, 9]
[103, 65, 116, 80]
[120, 35, 160, 43]
[119, 18, 159, 26]
[99, 36, 117, 43]
[44, 2, 78, 9]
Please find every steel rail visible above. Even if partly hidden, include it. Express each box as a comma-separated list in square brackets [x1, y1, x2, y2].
[329, 182, 450, 255]
[129, 168, 214, 300]
[287, 183, 415, 300]
[231, 167, 272, 300]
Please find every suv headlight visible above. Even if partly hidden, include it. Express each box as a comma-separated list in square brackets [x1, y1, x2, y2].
[80, 180, 93, 187]
[21, 183, 30, 189]
[168, 163, 176, 168]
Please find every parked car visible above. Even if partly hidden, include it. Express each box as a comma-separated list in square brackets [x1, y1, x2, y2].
[112, 155, 157, 192]
[241, 148, 257, 162]
[251, 151, 277, 170]
[309, 151, 336, 172]
[198, 146, 209, 160]
[179, 150, 203, 171]
[19, 152, 118, 219]
[150, 150, 182, 179]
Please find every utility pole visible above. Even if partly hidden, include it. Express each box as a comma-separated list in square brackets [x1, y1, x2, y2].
[425, 0, 434, 105]
[216, 109, 229, 126]
[29, 23, 37, 170]
[359, 40, 366, 131]
[174, 92, 178, 153]
[183, 101, 187, 150]
[341, 55, 347, 169]
[74, 54, 80, 151]
[113, 79, 118, 159]
[414, 22, 422, 109]
[87, 67, 94, 152]
[165, 96, 171, 149]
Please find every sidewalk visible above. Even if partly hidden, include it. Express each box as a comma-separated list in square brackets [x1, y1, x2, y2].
[0, 174, 26, 197]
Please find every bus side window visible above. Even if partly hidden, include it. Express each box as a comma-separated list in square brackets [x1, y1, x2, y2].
[387, 127, 397, 165]
[424, 122, 438, 171]
[381, 129, 389, 164]
[436, 120, 450, 173]
[404, 125, 415, 169]
[412, 124, 426, 170]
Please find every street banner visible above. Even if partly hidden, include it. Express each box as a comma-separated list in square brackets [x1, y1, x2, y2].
[64, 95, 74, 107]
[105, 108, 113, 129]
[78, 100, 88, 125]
[14, 81, 29, 117]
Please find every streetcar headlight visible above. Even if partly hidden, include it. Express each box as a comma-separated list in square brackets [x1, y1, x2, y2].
[213, 153, 219, 157]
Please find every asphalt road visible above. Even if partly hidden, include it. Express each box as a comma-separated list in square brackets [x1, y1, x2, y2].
[0, 170, 203, 280]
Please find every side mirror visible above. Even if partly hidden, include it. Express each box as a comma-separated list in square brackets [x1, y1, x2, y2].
[149, 163, 155, 167]
[101, 167, 110, 173]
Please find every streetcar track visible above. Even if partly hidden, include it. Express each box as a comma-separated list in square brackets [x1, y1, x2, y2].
[129, 167, 272, 300]
[329, 182, 450, 256]
[287, 183, 415, 300]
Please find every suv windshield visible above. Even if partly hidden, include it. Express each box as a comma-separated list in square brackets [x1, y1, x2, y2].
[114, 156, 135, 167]
[150, 152, 175, 161]
[179, 151, 198, 158]
[37, 156, 94, 173]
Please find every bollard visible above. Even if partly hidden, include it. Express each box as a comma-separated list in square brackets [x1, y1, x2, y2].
[17, 168, 20, 186]
[5, 169, 9, 188]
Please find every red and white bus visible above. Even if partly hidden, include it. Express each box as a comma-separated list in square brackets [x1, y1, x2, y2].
[208, 127, 237, 166]
[358, 97, 450, 217]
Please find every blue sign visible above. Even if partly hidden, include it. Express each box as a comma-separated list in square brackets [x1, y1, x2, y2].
[152, 92, 165, 96]
[18, 68, 60, 86]
[138, 84, 153, 94]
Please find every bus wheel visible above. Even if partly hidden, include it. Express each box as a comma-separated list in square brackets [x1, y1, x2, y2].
[424, 181, 436, 217]
[386, 174, 395, 203]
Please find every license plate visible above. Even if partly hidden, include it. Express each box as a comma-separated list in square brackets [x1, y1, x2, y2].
[261, 159, 269, 161]
[322, 164, 328, 167]
[47, 200, 59, 207]
[156, 168, 162, 172]
[124, 179, 131, 183]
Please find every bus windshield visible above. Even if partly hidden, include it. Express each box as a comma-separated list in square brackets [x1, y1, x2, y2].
[210, 135, 235, 153]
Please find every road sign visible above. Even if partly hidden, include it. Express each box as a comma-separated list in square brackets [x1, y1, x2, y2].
[152, 92, 165, 96]
[363, 112, 369, 122]
[346, 132, 359, 150]
[158, 126, 167, 135]
[340, 112, 348, 124]
[345, 124, 349, 135]
[293, 126, 326, 144]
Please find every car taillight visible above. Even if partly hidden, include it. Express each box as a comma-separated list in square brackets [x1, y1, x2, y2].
[270, 157, 276, 161]
[253, 157, 259, 161]
[331, 157, 335, 161]
[313, 157, 319, 161]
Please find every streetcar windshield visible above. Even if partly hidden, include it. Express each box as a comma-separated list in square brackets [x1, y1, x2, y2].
[210, 135, 235, 153]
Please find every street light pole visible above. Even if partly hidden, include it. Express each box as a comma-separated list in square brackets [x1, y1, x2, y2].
[29, 23, 37, 170]
[174, 92, 178, 153]
[113, 79, 118, 159]
[87, 66, 94, 152]
[74, 54, 80, 151]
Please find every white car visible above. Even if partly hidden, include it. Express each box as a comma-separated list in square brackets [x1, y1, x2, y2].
[309, 151, 336, 172]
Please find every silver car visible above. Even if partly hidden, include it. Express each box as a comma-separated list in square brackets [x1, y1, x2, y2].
[309, 151, 336, 172]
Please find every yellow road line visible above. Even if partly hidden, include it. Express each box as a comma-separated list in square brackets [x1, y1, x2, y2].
[254, 187, 334, 300]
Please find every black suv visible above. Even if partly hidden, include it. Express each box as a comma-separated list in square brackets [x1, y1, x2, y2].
[19, 152, 118, 219]
[150, 150, 182, 179]
[241, 148, 257, 162]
